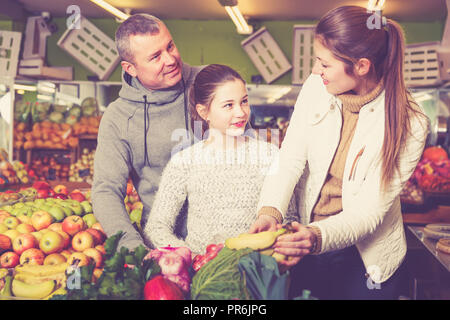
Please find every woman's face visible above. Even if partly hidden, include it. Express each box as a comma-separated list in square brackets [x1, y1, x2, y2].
[202, 79, 250, 138]
[312, 38, 358, 95]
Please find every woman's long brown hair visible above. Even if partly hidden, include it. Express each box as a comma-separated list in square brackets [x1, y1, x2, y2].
[315, 6, 426, 191]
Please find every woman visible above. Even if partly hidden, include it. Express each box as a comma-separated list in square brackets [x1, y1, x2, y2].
[144, 64, 296, 255]
[249, 6, 429, 300]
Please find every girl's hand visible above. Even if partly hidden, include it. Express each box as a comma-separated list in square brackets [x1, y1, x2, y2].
[248, 215, 278, 233]
[273, 221, 316, 267]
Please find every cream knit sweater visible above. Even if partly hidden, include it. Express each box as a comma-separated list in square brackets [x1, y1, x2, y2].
[144, 137, 297, 255]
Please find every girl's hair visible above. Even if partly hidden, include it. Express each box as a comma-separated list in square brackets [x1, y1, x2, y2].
[189, 64, 246, 136]
[315, 5, 426, 190]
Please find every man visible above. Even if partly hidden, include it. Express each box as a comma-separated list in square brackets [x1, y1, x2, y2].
[91, 14, 202, 250]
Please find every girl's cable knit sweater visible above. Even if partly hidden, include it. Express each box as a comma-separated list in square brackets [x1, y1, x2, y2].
[144, 137, 297, 255]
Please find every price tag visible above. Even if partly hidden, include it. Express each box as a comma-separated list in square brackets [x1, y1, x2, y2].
[78, 168, 90, 177]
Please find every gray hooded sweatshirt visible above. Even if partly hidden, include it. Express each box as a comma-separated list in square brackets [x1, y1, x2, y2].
[92, 63, 202, 250]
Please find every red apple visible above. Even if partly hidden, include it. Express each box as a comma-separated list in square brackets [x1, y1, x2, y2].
[32, 181, 50, 190]
[17, 215, 32, 225]
[0, 234, 12, 253]
[69, 192, 86, 202]
[95, 244, 106, 255]
[0, 210, 11, 224]
[12, 233, 38, 255]
[62, 215, 86, 236]
[83, 247, 103, 268]
[57, 230, 71, 249]
[0, 251, 20, 268]
[19, 248, 45, 265]
[86, 228, 106, 246]
[36, 188, 50, 199]
[39, 230, 64, 254]
[47, 222, 63, 233]
[53, 184, 68, 196]
[91, 222, 104, 233]
[31, 211, 54, 231]
[43, 253, 67, 265]
[72, 231, 94, 252]
[60, 249, 72, 260]
[53, 193, 69, 200]
[3, 216, 20, 229]
[67, 252, 91, 267]
[2, 229, 20, 242]
[15, 223, 35, 234]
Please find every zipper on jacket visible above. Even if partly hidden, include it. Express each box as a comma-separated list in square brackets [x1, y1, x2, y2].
[348, 146, 365, 181]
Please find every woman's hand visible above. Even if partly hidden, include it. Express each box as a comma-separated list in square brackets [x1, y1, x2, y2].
[248, 215, 278, 233]
[274, 221, 317, 267]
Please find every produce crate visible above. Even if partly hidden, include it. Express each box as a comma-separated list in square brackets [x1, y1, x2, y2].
[292, 25, 315, 85]
[404, 42, 445, 87]
[241, 27, 292, 84]
[57, 15, 120, 80]
[0, 31, 22, 78]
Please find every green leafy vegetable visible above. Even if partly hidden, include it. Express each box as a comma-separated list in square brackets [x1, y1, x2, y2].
[190, 247, 252, 300]
[238, 251, 290, 300]
[50, 231, 160, 300]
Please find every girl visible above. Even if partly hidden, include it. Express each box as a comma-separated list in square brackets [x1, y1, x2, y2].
[144, 64, 296, 255]
[249, 6, 429, 300]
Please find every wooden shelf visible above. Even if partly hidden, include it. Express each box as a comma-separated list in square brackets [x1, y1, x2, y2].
[403, 205, 450, 225]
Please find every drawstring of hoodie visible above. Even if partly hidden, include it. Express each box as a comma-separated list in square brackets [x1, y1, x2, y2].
[143, 95, 150, 166]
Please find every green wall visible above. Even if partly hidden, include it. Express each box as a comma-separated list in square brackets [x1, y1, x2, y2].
[2, 17, 446, 84]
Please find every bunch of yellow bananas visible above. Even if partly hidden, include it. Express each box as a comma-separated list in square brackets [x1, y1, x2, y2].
[10, 263, 69, 299]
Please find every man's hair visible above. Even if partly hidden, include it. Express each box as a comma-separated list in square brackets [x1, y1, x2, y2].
[115, 14, 162, 63]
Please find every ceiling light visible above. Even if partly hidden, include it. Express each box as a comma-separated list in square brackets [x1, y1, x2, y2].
[14, 84, 37, 92]
[89, 0, 130, 21]
[367, 0, 386, 11]
[267, 87, 292, 104]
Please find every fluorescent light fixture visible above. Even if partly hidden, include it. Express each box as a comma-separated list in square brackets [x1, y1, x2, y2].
[225, 6, 253, 34]
[89, 0, 130, 21]
[14, 84, 37, 92]
[37, 94, 53, 101]
[367, 0, 386, 11]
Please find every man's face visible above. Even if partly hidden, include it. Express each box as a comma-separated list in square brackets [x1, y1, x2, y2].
[123, 23, 182, 90]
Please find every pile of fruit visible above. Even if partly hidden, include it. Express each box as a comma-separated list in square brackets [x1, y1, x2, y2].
[68, 148, 95, 183]
[30, 155, 71, 181]
[0, 150, 34, 189]
[124, 182, 143, 232]
[0, 182, 107, 299]
[401, 145, 450, 204]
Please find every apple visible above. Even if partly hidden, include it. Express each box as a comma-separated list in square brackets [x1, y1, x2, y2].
[72, 231, 94, 252]
[92, 268, 103, 283]
[82, 214, 97, 228]
[85, 228, 106, 246]
[0, 223, 8, 233]
[0, 210, 10, 224]
[47, 222, 63, 233]
[36, 188, 50, 199]
[80, 201, 93, 214]
[57, 230, 71, 249]
[48, 206, 66, 222]
[60, 250, 72, 260]
[95, 244, 106, 255]
[19, 248, 45, 265]
[83, 248, 103, 268]
[31, 211, 54, 231]
[91, 222, 104, 233]
[69, 192, 86, 202]
[0, 251, 20, 268]
[12, 233, 38, 255]
[15, 223, 35, 234]
[2, 229, 21, 242]
[39, 230, 64, 254]
[53, 184, 68, 196]
[32, 181, 50, 190]
[3, 216, 20, 229]
[62, 215, 86, 236]
[131, 202, 143, 211]
[67, 252, 91, 267]
[17, 214, 32, 225]
[60, 206, 73, 217]
[0, 234, 12, 253]
[69, 202, 84, 216]
[31, 231, 44, 242]
[53, 193, 68, 200]
[43, 253, 67, 265]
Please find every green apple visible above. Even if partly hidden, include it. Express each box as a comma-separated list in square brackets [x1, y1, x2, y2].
[80, 201, 93, 214]
[33, 199, 45, 206]
[13, 202, 25, 209]
[1, 205, 13, 213]
[69, 203, 84, 216]
[129, 209, 142, 225]
[24, 201, 35, 207]
[40, 204, 52, 213]
[48, 206, 66, 222]
[82, 213, 97, 228]
[3, 216, 20, 229]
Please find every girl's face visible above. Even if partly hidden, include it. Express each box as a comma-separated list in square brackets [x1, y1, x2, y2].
[312, 39, 358, 95]
[201, 79, 250, 138]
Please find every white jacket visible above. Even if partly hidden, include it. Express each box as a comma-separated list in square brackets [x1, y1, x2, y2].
[258, 74, 429, 283]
